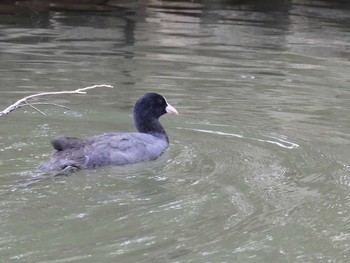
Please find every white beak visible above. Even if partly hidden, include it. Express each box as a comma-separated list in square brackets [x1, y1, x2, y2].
[166, 103, 179, 115]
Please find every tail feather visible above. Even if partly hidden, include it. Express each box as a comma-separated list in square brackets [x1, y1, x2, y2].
[39, 158, 75, 171]
[39, 137, 86, 171]
[51, 137, 85, 151]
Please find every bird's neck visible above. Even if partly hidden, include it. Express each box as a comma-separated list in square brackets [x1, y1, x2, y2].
[134, 116, 168, 141]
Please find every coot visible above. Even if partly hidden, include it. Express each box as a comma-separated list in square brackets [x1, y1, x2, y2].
[40, 93, 178, 171]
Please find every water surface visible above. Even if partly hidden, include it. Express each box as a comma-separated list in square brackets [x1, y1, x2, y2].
[0, 1, 350, 262]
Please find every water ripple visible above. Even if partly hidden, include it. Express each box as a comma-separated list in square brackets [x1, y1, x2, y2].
[179, 127, 299, 149]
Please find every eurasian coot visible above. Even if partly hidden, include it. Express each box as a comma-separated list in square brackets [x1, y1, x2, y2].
[40, 93, 178, 171]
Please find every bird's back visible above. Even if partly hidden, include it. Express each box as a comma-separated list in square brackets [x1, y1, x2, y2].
[40, 133, 168, 171]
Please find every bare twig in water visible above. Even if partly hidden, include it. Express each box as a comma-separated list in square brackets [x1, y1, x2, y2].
[0, 84, 113, 117]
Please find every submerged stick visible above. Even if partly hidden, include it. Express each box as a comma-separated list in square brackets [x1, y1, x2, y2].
[0, 84, 113, 117]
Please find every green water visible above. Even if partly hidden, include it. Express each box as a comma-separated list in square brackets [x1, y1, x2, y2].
[1, 1, 350, 262]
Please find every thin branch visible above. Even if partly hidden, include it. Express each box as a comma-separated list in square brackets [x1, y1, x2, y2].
[26, 102, 47, 116]
[0, 84, 113, 117]
[30, 102, 72, 111]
